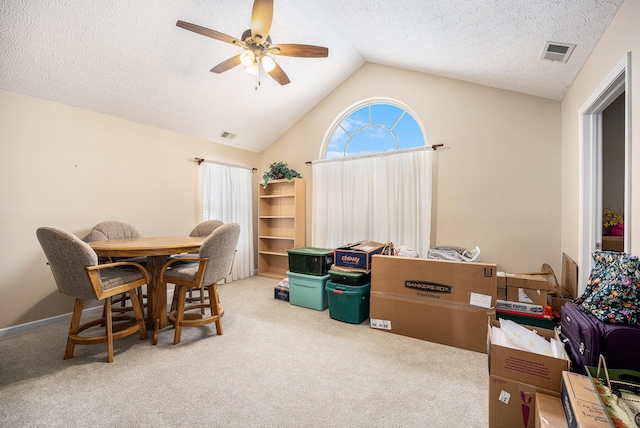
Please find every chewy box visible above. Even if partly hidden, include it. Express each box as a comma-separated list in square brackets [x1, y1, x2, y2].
[334, 241, 385, 271]
[287, 271, 329, 311]
[274, 286, 289, 302]
[288, 247, 334, 276]
[325, 280, 370, 324]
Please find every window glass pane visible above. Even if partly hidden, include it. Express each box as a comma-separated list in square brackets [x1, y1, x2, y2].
[326, 127, 348, 159]
[394, 115, 424, 148]
[326, 101, 425, 158]
[371, 104, 403, 128]
[347, 126, 397, 156]
[340, 108, 369, 134]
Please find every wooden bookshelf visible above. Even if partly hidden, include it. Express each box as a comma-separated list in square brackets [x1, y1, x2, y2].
[257, 178, 305, 279]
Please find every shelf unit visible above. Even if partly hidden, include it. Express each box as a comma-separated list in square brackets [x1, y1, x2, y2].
[258, 178, 305, 279]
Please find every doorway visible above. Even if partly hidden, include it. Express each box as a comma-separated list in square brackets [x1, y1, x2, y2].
[578, 53, 631, 291]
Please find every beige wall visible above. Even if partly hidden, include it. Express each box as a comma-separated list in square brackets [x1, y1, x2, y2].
[8, 0, 636, 330]
[0, 89, 260, 329]
[560, 0, 640, 280]
[261, 63, 562, 274]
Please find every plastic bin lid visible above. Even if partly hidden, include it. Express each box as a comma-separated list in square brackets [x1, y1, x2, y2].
[287, 247, 334, 256]
[328, 269, 370, 278]
[325, 280, 370, 293]
[286, 271, 330, 279]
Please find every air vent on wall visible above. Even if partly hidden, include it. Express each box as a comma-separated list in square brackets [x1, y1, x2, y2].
[540, 41, 576, 63]
[219, 131, 236, 140]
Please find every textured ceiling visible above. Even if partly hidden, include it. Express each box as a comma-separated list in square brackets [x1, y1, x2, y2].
[0, 0, 624, 153]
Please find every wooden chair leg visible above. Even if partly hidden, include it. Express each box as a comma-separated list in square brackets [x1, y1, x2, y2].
[153, 319, 159, 346]
[199, 287, 205, 315]
[129, 289, 147, 340]
[105, 297, 114, 363]
[209, 284, 223, 336]
[64, 298, 84, 360]
[173, 286, 188, 345]
[137, 287, 145, 313]
[170, 286, 179, 312]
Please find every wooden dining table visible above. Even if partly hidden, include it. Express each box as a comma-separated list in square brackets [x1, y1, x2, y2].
[88, 237, 205, 337]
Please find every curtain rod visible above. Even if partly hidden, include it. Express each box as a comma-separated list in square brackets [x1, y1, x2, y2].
[194, 157, 257, 171]
[304, 144, 444, 165]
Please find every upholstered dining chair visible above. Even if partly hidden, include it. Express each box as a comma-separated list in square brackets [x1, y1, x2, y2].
[160, 223, 240, 345]
[85, 221, 146, 313]
[85, 220, 142, 242]
[181, 220, 225, 311]
[189, 219, 224, 237]
[37, 227, 148, 363]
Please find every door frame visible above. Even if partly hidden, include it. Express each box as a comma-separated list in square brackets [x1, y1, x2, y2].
[578, 52, 631, 290]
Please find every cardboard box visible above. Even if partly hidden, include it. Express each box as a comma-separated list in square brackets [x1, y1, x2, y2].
[497, 271, 507, 300]
[552, 253, 579, 312]
[506, 274, 549, 306]
[489, 374, 558, 428]
[496, 300, 547, 316]
[560, 371, 611, 428]
[561, 253, 578, 298]
[507, 274, 551, 291]
[334, 241, 385, 271]
[488, 322, 570, 392]
[534, 392, 567, 428]
[369, 255, 496, 353]
[274, 286, 289, 302]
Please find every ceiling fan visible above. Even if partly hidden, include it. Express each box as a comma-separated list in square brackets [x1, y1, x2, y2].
[176, 0, 329, 86]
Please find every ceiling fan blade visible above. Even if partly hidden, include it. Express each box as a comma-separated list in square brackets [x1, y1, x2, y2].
[177, 20, 243, 46]
[251, 0, 273, 44]
[211, 55, 242, 74]
[268, 61, 290, 86]
[268, 44, 329, 58]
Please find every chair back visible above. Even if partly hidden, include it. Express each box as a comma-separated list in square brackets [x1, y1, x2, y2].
[37, 227, 98, 300]
[85, 221, 141, 241]
[199, 223, 240, 285]
[189, 220, 224, 237]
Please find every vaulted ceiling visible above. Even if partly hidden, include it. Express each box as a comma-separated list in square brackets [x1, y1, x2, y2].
[0, 0, 624, 152]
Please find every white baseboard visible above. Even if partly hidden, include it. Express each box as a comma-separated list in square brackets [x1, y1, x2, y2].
[0, 287, 175, 339]
[0, 305, 103, 339]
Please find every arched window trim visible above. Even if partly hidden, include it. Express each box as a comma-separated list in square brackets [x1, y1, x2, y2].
[319, 97, 427, 160]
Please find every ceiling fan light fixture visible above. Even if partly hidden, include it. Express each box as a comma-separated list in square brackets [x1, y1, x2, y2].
[245, 62, 259, 75]
[261, 56, 276, 73]
[239, 49, 255, 66]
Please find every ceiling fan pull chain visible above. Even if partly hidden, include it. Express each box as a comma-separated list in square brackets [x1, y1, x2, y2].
[255, 64, 261, 90]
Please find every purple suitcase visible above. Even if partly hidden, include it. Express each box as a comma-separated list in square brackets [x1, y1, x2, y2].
[559, 302, 640, 373]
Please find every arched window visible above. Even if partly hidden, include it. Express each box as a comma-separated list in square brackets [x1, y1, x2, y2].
[313, 98, 432, 258]
[322, 98, 426, 159]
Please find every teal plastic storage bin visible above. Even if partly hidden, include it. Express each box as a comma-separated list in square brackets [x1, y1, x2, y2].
[325, 280, 370, 324]
[287, 247, 334, 276]
[287, 271, 329, 311]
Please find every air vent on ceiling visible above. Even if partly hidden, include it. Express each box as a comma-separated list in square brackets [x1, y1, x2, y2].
[540, 41, 576, 63]
[219, 131, 236, 140]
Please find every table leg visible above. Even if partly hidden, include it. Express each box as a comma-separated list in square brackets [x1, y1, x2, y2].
[145, 255, 168, 330]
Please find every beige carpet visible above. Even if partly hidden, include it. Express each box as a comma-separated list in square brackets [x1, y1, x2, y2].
[0, 276, 488, 427]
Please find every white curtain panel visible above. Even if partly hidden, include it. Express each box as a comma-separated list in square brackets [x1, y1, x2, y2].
[312, 147, 432, 258]
[203, 161, 255, 281]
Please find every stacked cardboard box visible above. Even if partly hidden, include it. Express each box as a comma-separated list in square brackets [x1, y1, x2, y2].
[549, 253, 578, 312]
[499, 253, 579, 311]
[504, 273, 550, 306]
[488, 321, 571, 428]
[534, 392, 567, 428]
[370, 255, 497, 353]
[560, 371, 612, 427]
[334, 241, 385, 271]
